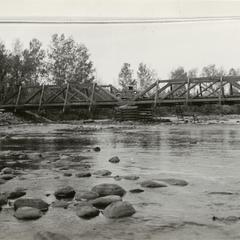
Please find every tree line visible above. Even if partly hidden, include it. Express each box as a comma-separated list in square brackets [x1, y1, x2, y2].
[118, 63, 240, 90]
[0, 34, 95, 95]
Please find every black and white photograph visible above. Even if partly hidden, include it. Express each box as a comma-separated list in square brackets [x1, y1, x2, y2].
[1, 0, 240, 239]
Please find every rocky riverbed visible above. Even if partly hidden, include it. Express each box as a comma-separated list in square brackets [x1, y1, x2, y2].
[1, 122, 240, 239]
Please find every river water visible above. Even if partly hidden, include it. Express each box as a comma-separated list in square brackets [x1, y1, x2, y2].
[0, 122, 240, 240]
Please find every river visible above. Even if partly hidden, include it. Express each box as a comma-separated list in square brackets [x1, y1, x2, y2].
[0, 122, 240, 240]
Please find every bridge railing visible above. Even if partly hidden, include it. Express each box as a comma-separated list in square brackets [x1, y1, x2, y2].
[0, 82, 123, 112]
[134, 76, 240, 106]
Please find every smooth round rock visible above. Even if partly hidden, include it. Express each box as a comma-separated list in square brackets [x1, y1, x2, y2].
[140, 180, 167, 188]
[14, 198, 49, 211]
[0, 179, 6, 185]
[63, 172, 72, 177]
[91, 183, 126, 197]
[1, 174, 15, 180]
[104, 201, 136, 218]
[159, 178, 188, 186]
[129, 189, 144, 193]
[91, 195, 122, 209]
[54, 186, 75, 199]
[14, 207, 42, 220]
[75, 172, 91, 178]
[27, 153, 42, 161]
[34, 231, 71, 240]
[8, 188, 26, 199]
[76, 205, 99, 219]
[93, 147, 101, 152]
[93, 170, 112, 176]
[123, 175, 139, 180]
[1, 167, 14, 174]
[75, 191, 99, 201]
[52, 200, 69, 209]
[109, 156, 120, 163]
[0, 194, 8, 206]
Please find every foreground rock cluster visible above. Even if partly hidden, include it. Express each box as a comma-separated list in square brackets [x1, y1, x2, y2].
[0, 148, 189, 240]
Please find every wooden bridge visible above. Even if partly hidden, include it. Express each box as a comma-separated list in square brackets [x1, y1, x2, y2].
[1, 76, 240, 112]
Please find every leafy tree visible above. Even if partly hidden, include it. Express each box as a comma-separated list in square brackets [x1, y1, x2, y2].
[137, 63, 157, 90]
[201, 64, 225, 77]
[188, 68, 198, 78]
[0, 42, 11, 99]
[170, 67, 187, 96]
[7, 39, 46, 86]
[48, 33, 95, 85]
[228, 68, 240, 76]
[118, 63, 135, 89]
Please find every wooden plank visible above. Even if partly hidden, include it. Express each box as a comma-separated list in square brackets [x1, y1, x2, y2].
[178, 82, 198, 97]
[199, 83, 203, 97]
[63, 83, 70, 113]
[207, 82, 228, 97]
[186, 77, 190, 104]
[14, 85, 22, 112]
[89, 82, 96, 112]
[163, 82, 186, 99]
[46, 87, 66, 103]
[38, 85, 45, 112]
[96, 85, 121, 102]
[154, 80, 159, 108]
[24, 88, 42, 104]
[229, 83, 233, 96]
[72, 87, 91, 102]
[149, 82, 170, 98]
[193, 80, 219, 98]
[133, 81, 157, 100]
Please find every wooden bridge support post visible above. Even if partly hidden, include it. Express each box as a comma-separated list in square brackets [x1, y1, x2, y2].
[154, 80, 160, 109]
[38, 85, 45, 112]
[219, 77, 224, 105]
[14, 85, 22, 112]
[199, 83, 203, 97]
[63, 83, 70, 113]
[170, 84, 173, 99]
[89, 82, 96, 114]
[186, 77, 190, 105]
[229, 82, 233, 96]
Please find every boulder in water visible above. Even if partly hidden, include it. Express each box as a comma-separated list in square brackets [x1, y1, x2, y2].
[93, 147, 101, 152]
[54, 186, 75, 199]
[75, 191, 99, 201]
[158, 178, 188, 186]
[91, 183, 126, 197]
[0, 174, 15, 180]
[7, 187, 26, 199]
[76, 203, 99, 219]
[52, 200, 69, 209]
[75, 172, 91, 178]
[14, 198, 49, 211]
[140, 180, 167, 188]
[14, 207, 42, 220]
[104, 201, 136, 218]
[91, 195, 122, 209]
[1, 167, 14, 174]
[0, 194, 8, 206]
[129, 189, 144, 193]
[93, 170, 112, 176]
[109, 156, 120, 163]
[123, 175, 139, 180]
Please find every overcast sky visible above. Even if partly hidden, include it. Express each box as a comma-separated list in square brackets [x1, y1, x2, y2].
[1, 0, 240, 85]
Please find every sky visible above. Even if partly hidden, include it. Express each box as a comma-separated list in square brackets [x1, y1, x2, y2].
[1, 0, 240, 86]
